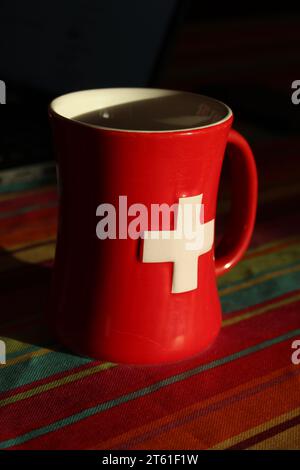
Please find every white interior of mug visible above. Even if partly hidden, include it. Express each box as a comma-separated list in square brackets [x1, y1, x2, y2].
[50, 88, 232, 133]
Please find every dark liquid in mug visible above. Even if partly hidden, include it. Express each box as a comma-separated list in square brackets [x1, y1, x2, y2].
[73, 93, 228, 131]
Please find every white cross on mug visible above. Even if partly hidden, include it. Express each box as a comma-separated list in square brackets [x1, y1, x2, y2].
[142, 194, 214, 294]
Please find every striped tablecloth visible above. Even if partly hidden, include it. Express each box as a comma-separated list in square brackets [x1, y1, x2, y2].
[0, 135, 299, 450]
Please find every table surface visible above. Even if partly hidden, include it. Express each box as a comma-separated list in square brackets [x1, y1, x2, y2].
[0, 135, 300, 450]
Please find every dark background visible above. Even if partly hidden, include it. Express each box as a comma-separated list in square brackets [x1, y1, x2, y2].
[0, 0, 299, 177]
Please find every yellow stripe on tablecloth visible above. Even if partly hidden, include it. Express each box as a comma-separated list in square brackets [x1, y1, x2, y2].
[210, 407, 300, 449]
[219, 263, 300, 297]
[0, 243, 56, 272]
[247, 424, 300, 449]
[222, 291, 300, 327]
[91, 364, 297, 450]
[0, 362, 116, 408]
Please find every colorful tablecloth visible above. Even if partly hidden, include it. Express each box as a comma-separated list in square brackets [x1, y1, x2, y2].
[0, 136, 299, 449]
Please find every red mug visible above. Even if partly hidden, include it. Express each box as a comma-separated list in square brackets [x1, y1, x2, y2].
[49, 88, 257, 364]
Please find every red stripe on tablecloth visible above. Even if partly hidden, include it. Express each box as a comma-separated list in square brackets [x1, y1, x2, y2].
[249, 213, 300, 249]
[109, 367, 300, 450]
[0, 189, 57, 213]
[227, 414, 300, 450]
[0, 206, 57, 233]
[1, 300, 299, 445]
[8, 337, 299, 450]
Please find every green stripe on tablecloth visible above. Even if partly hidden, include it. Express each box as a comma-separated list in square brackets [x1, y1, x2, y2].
[221, 267, 300, 313]
[0, 352, 92, 392]
[0, 328, 299, 449]
[218, 242, 300, 288]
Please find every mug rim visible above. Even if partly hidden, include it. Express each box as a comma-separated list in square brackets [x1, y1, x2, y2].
[49, 87, 233, 134]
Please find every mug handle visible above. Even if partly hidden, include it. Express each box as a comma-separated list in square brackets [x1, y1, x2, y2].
[215, 129, 258, 276]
